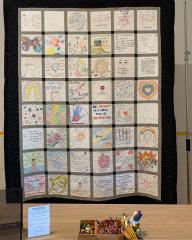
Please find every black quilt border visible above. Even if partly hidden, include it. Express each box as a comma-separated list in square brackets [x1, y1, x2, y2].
[4, 0, 177, 204]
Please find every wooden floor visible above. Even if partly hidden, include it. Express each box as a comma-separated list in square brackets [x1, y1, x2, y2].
[21, 204, 192, 240]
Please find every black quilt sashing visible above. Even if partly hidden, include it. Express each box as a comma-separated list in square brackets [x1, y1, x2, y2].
[4, 0, 177, 203]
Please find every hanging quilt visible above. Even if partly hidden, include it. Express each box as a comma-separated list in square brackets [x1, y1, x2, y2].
[4, 0, 177, 203]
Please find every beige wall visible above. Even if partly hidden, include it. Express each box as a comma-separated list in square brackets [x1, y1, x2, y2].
[0, 0, 192, 202]
[174, 0, 192, 203]
[0, 0, 4, 130]
[0, 0, 5, 189]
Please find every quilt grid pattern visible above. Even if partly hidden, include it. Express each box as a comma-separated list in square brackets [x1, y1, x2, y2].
[19, 8, 161, 201]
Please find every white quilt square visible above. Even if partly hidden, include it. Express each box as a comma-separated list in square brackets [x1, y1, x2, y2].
[137, 103, 158, 124]
[44, 11, 65, 32]
[114, 10, 134, 31]
[93, 151, 113, 173]
[21, 57, 42, 78]
[70, 128, 90, 148]
[68, 11, 88, 32]
[93, 175, 113, 198]
[137, 10, 158, 31]
[23, 128, 44, 150]
[70, 151, 90, 173]
[45, 58, 65, 78]
[45, 81, 66, 102]
[70, 175, 90, 197]
[92, 81, 112, 102]
[115, 57, 135, 78]
[21, 11, 41, 32]
[116, 173, 135, 195]
[138, 173, 158, 197]
[90, 11, 111, 31]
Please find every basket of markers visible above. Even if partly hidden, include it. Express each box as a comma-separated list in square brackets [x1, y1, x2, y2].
[121, 211, 144, 240]
[78, 210, 144, 240]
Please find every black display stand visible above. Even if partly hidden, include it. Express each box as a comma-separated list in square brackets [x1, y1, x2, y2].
[0, 188, 22, 240]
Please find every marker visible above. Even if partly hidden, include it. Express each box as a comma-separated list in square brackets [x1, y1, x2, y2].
[128, 211, 137, 224]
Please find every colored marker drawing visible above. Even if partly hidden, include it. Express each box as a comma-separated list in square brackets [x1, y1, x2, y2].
[22, 81, 42, 102]
[137, 150, 158, 172]
[48, 175, 68, 195]
[70, 105, 89, 125]
[93, 128, 112, 149]
[23, 151, 44, 174]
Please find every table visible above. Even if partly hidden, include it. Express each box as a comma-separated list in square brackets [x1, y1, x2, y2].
[23, 204, 192, 240]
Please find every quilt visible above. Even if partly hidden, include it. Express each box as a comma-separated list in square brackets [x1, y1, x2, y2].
[4, 0, 177, 203]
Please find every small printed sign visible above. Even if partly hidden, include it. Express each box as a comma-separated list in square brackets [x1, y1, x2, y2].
[28, 205, 50, 238]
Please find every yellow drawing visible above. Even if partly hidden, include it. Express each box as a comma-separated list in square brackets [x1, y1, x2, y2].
[93, 128, 112, 148]
[49, 175, 68, 194]
[23, 82, 41, 101]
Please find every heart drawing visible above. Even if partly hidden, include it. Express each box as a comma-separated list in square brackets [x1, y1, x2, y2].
[139, 81, 158, 100]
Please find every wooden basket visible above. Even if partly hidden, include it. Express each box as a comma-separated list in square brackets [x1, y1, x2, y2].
[78, 220, 125, 240]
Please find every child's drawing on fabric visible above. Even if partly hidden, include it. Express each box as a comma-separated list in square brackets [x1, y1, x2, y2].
[70, 175, 90, 198]
[93, 175, 113, 198]
[92, 81, 112, 101]
[138, 80, 158, 101]
[93, 128, 112, 149]
[137, 103, 158, 124]
[22, 104, 43, 125]
[23, 151, 44, 174]
[68, 11, 88, 32]
[90, 11, 111, 31]
[22, 81, 42, 102]
[137, 33, 158, 54]
[68, 81, 89, 102]
[46, 104, 66, 125]
[22, 128, 44, 150]
[45, 81, 66, 102]
[91, 58, 112, 78]
[115, 104, 134, 124]
[45, 34, 65, 55]
[116, 173, 135, 195]
[21, 35, 42, 55]
[91, 34, 111, 55]
[115, 57, 135, 77]
[93, 151, 113, 173]
[47, 128, 67, 149]
[24, 175, 45, 198]
[115, 80, 134, 101]
[116, 149, 135, 172]
[137, 150, 158, 172]
[47, 151, 68, 172]
[21, 11, 42, 32]
[48, 175, 68, 195]
[21, 57, 42, 78]
[115, 127, 134, 148]
[70, 151, 90, 173]
[114, 33, 135, 54]
[45, 58, 65, 78]
[70, 104, 89, 125]
[137, 10, 158, 31]
[137, 127, 158, 148]
[68, 58, 88, 78]
[68, 35, 88, 55]
[138, 56, 158, 77]
[138, 173, 158, 197]
[70, 128, 90, 148]
[114, 10, 134, 31]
